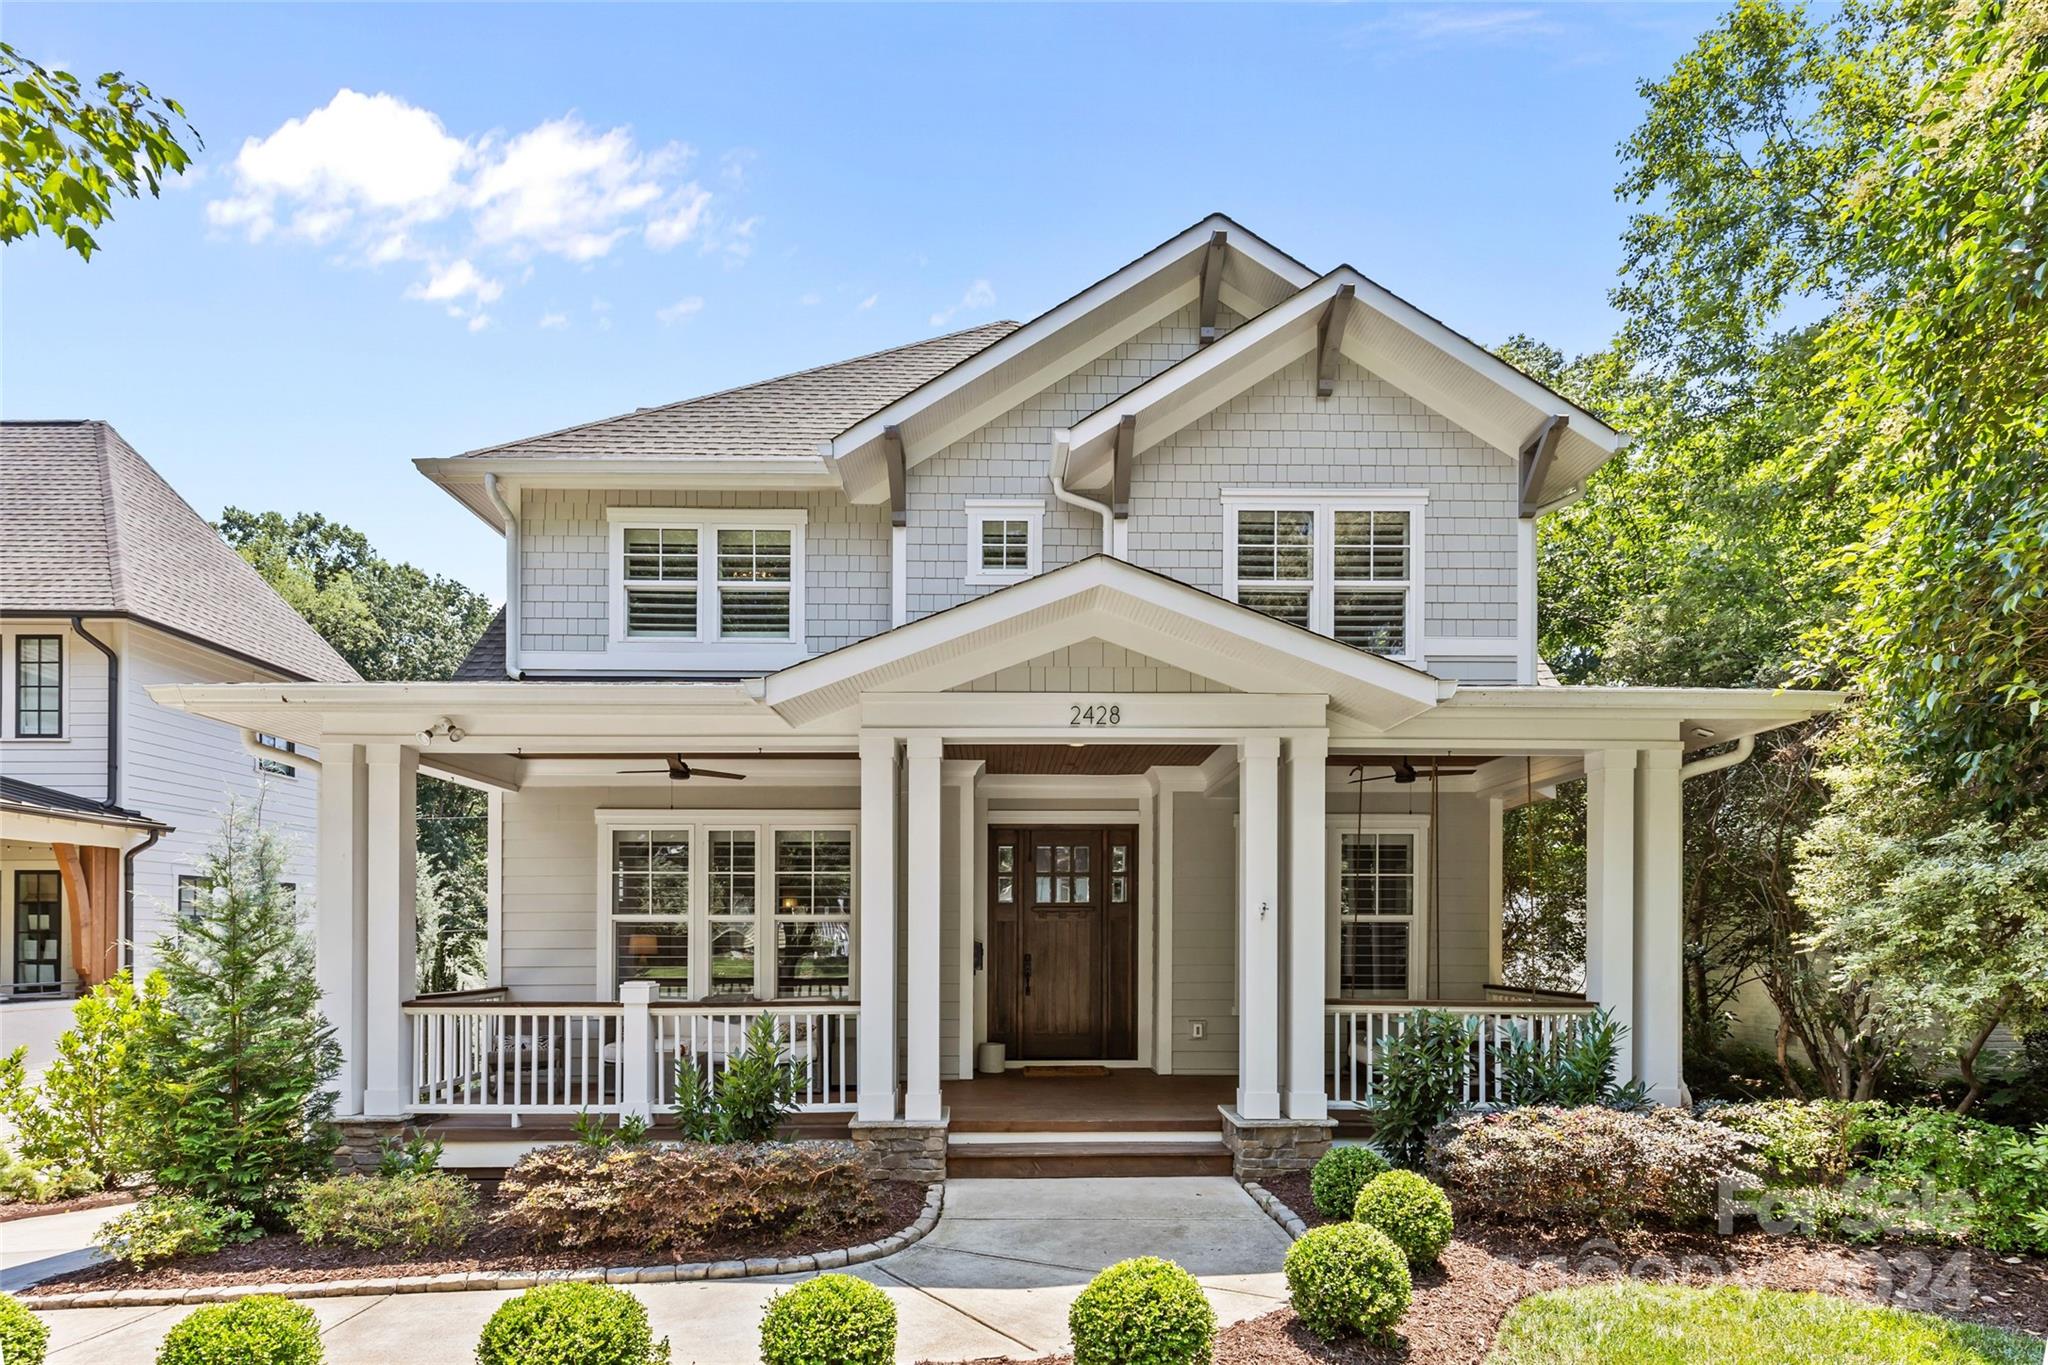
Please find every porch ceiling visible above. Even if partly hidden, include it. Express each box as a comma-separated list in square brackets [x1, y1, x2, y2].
[947, 743, 1217, 775]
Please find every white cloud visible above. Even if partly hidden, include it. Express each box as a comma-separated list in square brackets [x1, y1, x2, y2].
[467, 313, 493, 333]
[208, 90, 748, 327]
[798, 292, 822, 307]
[539, 311, 569, 330]
[657, 295, 705, 325]
[930, 278, 996, 328]
[858, 292, 880, 311]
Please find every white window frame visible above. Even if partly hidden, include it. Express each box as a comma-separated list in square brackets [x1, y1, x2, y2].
[1325, 813, 1430, 1000]
[963, 498, 1044, 586]
[593, 809, 858, 1002]
[253, 732, 298, 778]
[1221, 490, 1427, 662]
[604, 507, 807, 671]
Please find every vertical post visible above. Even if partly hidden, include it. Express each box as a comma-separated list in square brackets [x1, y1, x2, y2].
[857, 733, 900, 1122]
[904, 735, 944, 1122]
[362, 743, 419, 1117]
[619, 980, 657, 1122]
[1515, 519, 1538, 685]
[1584, 748, 1637, 1086]
[1236, 735, 1282, 1120]
[1285, 732, 1329, 1122]
[1635, 749, 1684, 1104]
[1485, 795, 1505, 984]
[317, 743, 368, 1116]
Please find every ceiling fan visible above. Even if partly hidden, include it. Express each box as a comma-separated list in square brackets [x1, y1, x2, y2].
[615, 754, 747, 782]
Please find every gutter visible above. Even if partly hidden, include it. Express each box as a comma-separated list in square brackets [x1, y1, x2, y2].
[1681, 734, 1753, 781]
[1049, 438, 1114, 554]
[69, 617, 119, 805]
[484, 473, 522, 679]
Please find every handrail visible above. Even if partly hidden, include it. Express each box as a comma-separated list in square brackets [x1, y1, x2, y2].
[404, 997, 619, 1012]
[653, 998, 859, 1011]
[1325, 997, 1594, 1011]
[407, 986, 512, 1004]
[1482, 982, 1590, 1001]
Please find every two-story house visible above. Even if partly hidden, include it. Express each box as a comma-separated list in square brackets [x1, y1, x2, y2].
[0, 421, 357, 1052]
[153, 217, 1838, 1177]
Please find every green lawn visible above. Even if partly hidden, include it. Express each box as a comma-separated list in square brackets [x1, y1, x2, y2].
[1488, 1284, 2041, 1364]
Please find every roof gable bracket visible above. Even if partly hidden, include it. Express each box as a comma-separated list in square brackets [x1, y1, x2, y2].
[1315, 284, 1357, 398]
[1518, 414, 1569, 516]
[883, 425, 908, 528]
[1198, 230, 1227, 346]
[1112, 415, 1135, 519]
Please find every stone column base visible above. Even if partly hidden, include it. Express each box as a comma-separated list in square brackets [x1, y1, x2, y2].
[1218, 1106, 1335, 1179]
[849, 1113, 949, 1183]
[333, 1117, 419, 1172]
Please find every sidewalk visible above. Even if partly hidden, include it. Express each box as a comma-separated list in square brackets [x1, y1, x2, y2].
[1, 1202, 127, 1295]
[28, 1178, 1293, 1362]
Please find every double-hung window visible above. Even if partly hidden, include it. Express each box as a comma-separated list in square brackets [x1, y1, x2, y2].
[14, 635, 62, 737]
[598, 814, 855, 1002]
[607, 508, 805, 663]
[1223, 492, 1425, 659]
[964, 499, 1044, 586]
[1328, 817, 1428, 1000]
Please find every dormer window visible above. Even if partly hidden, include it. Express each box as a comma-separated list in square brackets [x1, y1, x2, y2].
[1223, 491, 1425, 659]
[606, 508, 806, 666]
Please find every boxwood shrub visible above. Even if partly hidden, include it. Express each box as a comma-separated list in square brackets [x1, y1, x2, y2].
[0, 1291, 51, 1365]
[476, 1282, 669, 1365]
[1308, 1145, 1390, 1220]
[1067, 1256, 1216, 1365]
[759, 1274, 896, 1365]
[155, 1296, 321, 1365]
[1283, 1222, 1412, 1342]
[1352, 1169, 1455, 1266]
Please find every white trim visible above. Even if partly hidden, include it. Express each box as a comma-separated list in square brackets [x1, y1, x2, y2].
[948, 759, 981, 1082]
[1324, 812, 1431, 1000]
[591, 807, 859, 1003]
[963, 498, 1045, 587]
[890, 526, 908, 629]
[1222, 490, 1428, 665]
[485, 790, 504, 987]
[1485, 794, 1504, 983]
[604, 507, 807, 667]
[1516, 518, 1538, 685]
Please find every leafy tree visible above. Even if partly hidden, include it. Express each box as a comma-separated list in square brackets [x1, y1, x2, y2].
[1500, 780, 1586, 992]
[415, 850, 484, 993]
[0, 44, 199, 259]
[0, 971, 167, 1189]
[131, 799, 340, 1217]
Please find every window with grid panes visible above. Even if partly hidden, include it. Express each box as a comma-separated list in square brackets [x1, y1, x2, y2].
[611, 829, 691, 999]
[1336, 831, 1417, 997]
[1332, 509, 1411, 653]
[706, 830, 757, 997]
[715, 528, 793, 637]
[621, 528, 699, 637]
[1227, 497, 1420, 656]
[14, 635, 61, 737]
[1232, 509, 1315, 628]
[773, 830, 852, 999]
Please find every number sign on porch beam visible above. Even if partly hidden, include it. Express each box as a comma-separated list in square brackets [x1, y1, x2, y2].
[882, 424, 909, 528]
[1315, 284, 1357, 398]
[1518, 414, 1570, 516]
[1112, 414, 1136, 520]
[1198, 230, 1227, 346]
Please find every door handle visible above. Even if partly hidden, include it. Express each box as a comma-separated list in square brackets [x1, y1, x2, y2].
[1023, 953, 1033, 996]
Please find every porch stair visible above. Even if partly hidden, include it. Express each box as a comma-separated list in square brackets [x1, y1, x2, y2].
[945, 1129, 1232, 1178]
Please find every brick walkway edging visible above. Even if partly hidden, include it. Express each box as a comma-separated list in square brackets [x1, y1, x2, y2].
[22, 1185, 943, 1312]
[1241, 1180, 1309, 1240]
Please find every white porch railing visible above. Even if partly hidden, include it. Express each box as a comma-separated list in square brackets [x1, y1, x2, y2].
[1325, 1000, 1598, 1109]
[402, 990, 858, 1118]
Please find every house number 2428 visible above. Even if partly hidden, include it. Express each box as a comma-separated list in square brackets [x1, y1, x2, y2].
[1070, 703, 1122, 727]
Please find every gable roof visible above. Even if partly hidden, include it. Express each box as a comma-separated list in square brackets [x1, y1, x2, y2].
[0, 421, 359, 683]
[1058, 268, 1625, 507]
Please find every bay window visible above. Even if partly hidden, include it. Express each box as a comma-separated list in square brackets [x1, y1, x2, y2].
[1224, 492, 1424, 658]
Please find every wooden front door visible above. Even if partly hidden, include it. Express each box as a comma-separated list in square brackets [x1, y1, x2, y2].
[988, 826, 1138, 1060]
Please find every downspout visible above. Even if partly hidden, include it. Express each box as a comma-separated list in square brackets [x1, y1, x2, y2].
[69, 617, 119, 805]
[1680, 734, 1753, 781]
[484, 473, 522, 678]
[1049, 437, 1114, 554]
[121, 827, 162, 971]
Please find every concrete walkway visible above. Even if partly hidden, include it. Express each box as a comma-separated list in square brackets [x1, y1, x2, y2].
[1, 1202, 126, 1294]
[27, 1179, 1292, 1363]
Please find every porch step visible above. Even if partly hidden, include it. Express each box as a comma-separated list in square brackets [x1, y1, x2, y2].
[950, 1113, 1219, 1135]
[946, 1133, 1231, 1179]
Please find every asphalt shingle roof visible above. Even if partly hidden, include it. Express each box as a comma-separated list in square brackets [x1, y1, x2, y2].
[448, 321, 1020, 461]
[0, 421, 360, 683]
[0, 775, 170, 831]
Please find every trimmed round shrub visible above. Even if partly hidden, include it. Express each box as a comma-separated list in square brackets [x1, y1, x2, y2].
[1283, 1222, 1412, 1342]
[1309, 1144, 1391, 1219]
[759, 1273, 896, 1365]
[1067, 1256, 1216, 1365]
[156, 1296, 321, 1365]
[1352, 1169, 1455, 1266]
[0, 1291, 52, 1365]
[476, 1282, 669, 1365]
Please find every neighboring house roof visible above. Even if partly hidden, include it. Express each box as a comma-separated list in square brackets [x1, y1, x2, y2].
[0, 421, 359, 683]
[445, 321, 1020, 463]
[452, 608, 509, 681]
[0, 776, 172, 834]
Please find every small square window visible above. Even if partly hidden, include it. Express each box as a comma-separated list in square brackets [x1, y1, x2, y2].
[965, 501, 1043, 585]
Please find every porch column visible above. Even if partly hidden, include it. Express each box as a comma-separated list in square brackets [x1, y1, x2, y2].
[1285, 732, 1328, 1121]
[1635, 748, 1685, 1104]
[903, 735, 944, 1122]
[1583, 748, 1636, 1085]
[362, 743, 418, 1117]
[317, 743, 369, 1116]
[856, 733, 900, 1122]
[1237, 735, 1282, 1120]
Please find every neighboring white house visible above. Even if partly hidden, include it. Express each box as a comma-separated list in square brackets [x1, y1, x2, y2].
[152, 217, 1840, 1175]
[0, 421, 358, 1036]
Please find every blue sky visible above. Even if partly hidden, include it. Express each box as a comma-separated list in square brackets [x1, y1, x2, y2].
[3, 2, 1714, 599]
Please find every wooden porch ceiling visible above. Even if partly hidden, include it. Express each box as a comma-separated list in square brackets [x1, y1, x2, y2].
[945, 744, 1217, 775]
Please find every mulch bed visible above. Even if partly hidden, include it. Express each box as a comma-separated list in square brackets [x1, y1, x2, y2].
[0, 1190, 135, 1224]
[939, 1176, 2048, 1365]
[32, 1181, 927, 1294]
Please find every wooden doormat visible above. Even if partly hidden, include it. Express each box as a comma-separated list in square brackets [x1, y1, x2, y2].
[1017, 1065, 1112, 1078]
